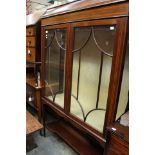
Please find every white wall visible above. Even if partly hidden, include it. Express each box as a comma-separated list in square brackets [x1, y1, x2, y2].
[27, 0, 78, 14]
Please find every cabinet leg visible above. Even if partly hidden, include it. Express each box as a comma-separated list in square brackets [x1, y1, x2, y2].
[43, 104, 46, 137]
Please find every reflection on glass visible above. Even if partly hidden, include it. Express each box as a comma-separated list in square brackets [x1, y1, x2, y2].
[70, 26, 116, 133]
[44, 29, 66, 108]
[115, 41, 129, 121]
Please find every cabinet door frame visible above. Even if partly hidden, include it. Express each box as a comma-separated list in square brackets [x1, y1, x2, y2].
[67, 18, 119, 115]
[41, 23, 69, 113]
[103, 17, 128, 135]
[41, 17, 128, 143]
[66, 17, 128, 138]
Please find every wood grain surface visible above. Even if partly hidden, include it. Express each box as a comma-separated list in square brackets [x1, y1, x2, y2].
[26, 111, 43, 135]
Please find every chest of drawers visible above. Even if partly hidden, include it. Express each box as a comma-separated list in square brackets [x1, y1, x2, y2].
[26, 22, 42, 122]
[26, 24, 40, 63]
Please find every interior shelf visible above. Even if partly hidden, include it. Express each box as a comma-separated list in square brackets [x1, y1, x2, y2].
[26, 63, 35, 68]
[27, 61, 42, 64]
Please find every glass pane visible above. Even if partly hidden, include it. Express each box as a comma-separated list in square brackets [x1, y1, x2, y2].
[115, 41, 129, 122]
[44, 29, 66, 108]
[70, 25, 116, 133]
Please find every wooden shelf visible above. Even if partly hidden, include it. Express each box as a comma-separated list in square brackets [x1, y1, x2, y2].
[46, 120, 103, 155]
[26, 76, 42, 90]
[26, 63, 35, 68]
[27, 61, 41, 65]
[26, 111, 43, 135]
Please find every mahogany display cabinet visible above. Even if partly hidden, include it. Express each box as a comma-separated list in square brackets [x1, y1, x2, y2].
[40, 0, 129, 154]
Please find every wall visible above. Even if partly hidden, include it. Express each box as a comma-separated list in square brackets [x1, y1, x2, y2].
[26, 0, 79, 14]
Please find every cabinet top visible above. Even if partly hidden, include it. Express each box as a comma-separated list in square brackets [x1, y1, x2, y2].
[26, 9, 46, 26]
[42, 0, 128, 19]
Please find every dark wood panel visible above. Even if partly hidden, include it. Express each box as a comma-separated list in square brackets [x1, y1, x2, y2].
[106, 148, 120, 155]
[46, 121, 103, 155]
[71, 17, 118, 27]
[35, 90, 42, 122]
[40, 27, 45, 92]
[110, 134, 128, 152]
[41, 2, 128, 26]
[45, 23, 68, 30]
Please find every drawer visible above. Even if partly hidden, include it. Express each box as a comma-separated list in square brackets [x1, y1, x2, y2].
[26, 48, 36, 62]
[26, 37, 36, 47]
[26, 27, 36, 36]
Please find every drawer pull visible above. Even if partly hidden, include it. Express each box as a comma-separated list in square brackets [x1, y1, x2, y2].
[28, 41, 31, 46]
[28, 30, 31, 35]
[28, 49, 31, 56]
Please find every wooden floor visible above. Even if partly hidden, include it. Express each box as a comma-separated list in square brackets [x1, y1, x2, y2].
[26, 111, 43, 135]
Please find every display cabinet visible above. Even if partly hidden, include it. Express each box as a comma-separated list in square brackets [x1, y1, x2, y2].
[41, 0, 129, 154]
[26, 21, 42, 121]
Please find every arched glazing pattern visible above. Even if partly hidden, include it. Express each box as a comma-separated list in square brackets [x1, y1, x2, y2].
[44, 29, 67, 108]
[70, 25, 116, 133]
[115, 40, 129, 122]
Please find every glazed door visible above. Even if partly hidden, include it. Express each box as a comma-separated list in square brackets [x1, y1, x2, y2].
[115, 40, 129, 121]
[42, 18, 128, 137]
[43, 26, 67, 109]
[69, 19, 118, 133]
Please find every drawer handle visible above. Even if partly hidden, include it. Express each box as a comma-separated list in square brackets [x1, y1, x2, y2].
[28, 30, 31, 35]
[28, 49, 31, 56]
[28, 41, 31, 46]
